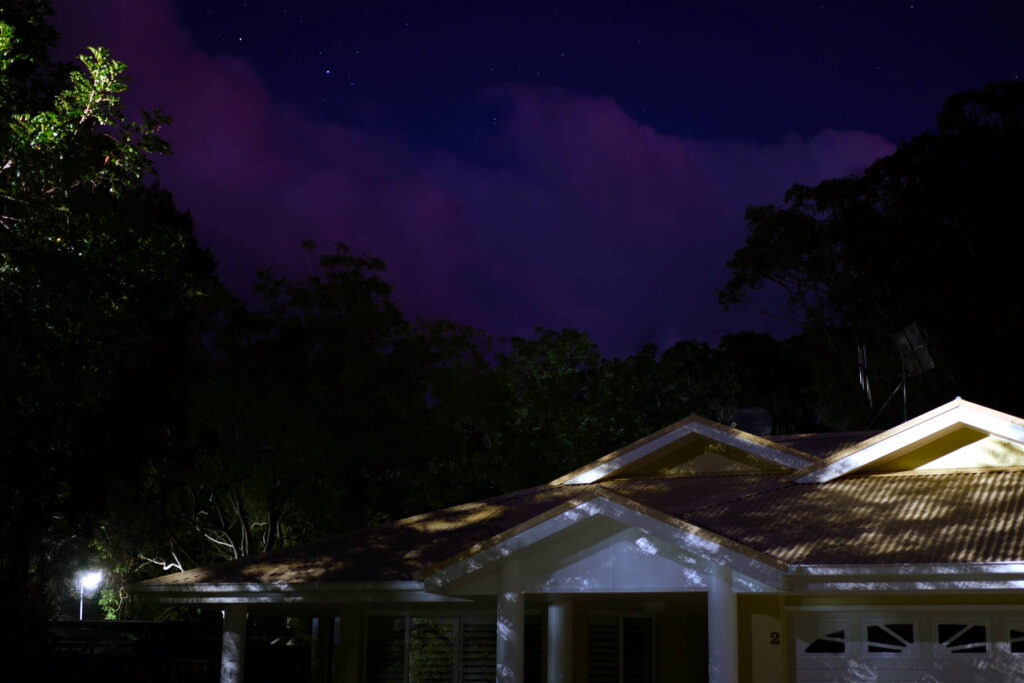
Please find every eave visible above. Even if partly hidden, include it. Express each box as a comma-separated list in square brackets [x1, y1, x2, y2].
[129, 580, 470, 605]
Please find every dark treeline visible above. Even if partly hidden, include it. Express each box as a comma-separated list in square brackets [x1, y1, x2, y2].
[4, 0, 1024, 642]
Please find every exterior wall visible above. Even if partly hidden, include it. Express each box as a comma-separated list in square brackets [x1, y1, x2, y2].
[739, 595, 786, 683]
[345, 593, 1024, 683]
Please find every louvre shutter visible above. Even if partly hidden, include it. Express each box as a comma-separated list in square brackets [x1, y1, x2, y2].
[366, 613, 553, 683]
[460, 622, 496, 682]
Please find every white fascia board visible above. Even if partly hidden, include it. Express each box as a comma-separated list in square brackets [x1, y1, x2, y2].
[422, 502, 604, 588]
[131, 580, 470, 605]
[957, 404, 1024, 443]
[423, 496, 785, 592]
[786, 562, 1024, 592]
[690, 423, 815, 470]
[564, 425, 696, 484]
[564, 422, 811, 484]
[797, 411, 962, 482]
[797, 401, 1024, 483]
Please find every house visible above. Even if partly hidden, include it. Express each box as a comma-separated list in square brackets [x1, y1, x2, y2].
[133, 398, 1024, 682]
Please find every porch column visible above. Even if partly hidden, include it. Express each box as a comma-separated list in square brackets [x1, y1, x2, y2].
[547, 600, 573, 682]
[497, 561, 524, 683]
[707, 563, 738, 683]
[220, 604, 247, 683]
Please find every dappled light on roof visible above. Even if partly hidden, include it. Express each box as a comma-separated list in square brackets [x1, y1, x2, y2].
[689, 470, 1024, 564]
[141, 484, 589, 585]
[136, 400, 1024, 595]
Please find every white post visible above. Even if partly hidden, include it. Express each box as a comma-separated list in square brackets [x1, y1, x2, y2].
[547, 600, 573, 683]
[496, 561, 524, 683]
[221, 605, 247, 683]
[708, 563, 738, 683]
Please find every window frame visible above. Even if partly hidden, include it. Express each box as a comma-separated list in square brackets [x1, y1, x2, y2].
[933, 619, 991, 658]
[861, 619, 920, 659]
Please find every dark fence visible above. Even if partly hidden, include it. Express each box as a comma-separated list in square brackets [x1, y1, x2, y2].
[43, 620, 309, 682]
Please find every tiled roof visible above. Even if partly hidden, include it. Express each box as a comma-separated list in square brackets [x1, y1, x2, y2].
[142, 465, 1024, 588]
[598, 472, 791, 515]
[685, 468, 1024, 564]
[767, 431, 880, 459]
[142, 473, 789, 586]
[142, 485, 589, 585]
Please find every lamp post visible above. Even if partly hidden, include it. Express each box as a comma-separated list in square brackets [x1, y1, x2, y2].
[78, 570, 103, 621]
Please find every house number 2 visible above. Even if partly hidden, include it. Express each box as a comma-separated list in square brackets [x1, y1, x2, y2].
[769, 631, 780, 645]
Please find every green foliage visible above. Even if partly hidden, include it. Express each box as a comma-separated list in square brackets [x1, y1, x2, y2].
[0, 0, 213, 636]
[721, 81, 1024, 423]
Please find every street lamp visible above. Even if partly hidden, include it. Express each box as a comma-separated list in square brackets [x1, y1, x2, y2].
[78, 570, 103, 621]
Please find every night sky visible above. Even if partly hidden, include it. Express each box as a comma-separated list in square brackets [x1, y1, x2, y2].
[51, 1, 1022, 355]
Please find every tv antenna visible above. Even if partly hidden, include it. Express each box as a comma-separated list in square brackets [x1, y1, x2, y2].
[865, 322, 934, 425]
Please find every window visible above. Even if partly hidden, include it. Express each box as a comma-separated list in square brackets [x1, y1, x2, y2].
[804, 629, 845, 654]
[1011, 627, 1024, 654]
[795, 620, 848, 659]
[587, 616, 654, 683]
[865, 622, 915, 655]
[936, 623, 987, 655]
[365, 615, 540, 683]
[459, 622, 496, 682]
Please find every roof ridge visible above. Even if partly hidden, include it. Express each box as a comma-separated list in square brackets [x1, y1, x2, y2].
[601, 471, 786, 482]
[771, 430, 882, 439]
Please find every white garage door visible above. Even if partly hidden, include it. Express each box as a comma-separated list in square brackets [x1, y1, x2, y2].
[792, 608, 1024, 682]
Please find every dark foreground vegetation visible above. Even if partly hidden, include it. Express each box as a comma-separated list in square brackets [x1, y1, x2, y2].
[3, 0, 1023, 654]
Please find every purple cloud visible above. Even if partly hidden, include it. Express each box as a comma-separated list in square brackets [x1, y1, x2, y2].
[53, 0, 895, 354]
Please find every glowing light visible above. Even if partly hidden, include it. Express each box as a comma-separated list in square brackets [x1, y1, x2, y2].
[80, 570, 103, 591]
[78, 570, 103, 620]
